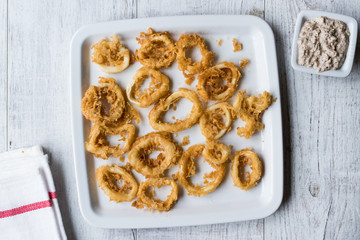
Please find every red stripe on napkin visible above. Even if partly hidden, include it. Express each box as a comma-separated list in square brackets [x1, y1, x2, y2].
[49, 192, 57, 199]
[0, 192, 57, 219]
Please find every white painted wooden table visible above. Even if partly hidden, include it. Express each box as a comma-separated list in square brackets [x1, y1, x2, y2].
[1, 0, 359, 239]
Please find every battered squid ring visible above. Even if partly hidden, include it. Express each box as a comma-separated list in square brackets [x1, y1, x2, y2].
[203, 141, 231, 165]
[96, 164, 139, 202]
[196, 61, 241, 102]
[128, 132, 182, 178]
[85, 124, 136, 159]
[231, 148, 262, 191]
[199, 102, 234, 140]
[81, 77, 126, 126]
[91, 35, 130, 73]
[135, 28, 176, 69]
[126, 67, 170, 108]
[178, 144, 226, 197]
[149, 88, 203, 133]
[176, 33, 215, 84]
[233, 90, 272, 139]
[132, 177, 178, 212]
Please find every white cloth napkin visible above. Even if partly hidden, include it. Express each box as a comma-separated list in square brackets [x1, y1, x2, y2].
[0, 146, 67, 240]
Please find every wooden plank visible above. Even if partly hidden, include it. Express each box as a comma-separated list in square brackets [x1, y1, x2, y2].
[137, 1, 264, 239]
[138, 0, 265, 18]
[264, 0, 360, 239]
[7, 0, 136, 239]
[0, 0, 7, 152]
[137, 223, 263, 240]
[6, 0, 360, 239]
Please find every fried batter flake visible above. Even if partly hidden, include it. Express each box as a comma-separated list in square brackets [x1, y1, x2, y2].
[239, 59, 250, 70]
[233, 90, 273, 139]
[179, 136, 190, 146]
[232, 38, 243, 52]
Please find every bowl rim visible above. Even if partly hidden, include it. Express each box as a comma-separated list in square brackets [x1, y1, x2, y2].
[291, 10, 358, 78]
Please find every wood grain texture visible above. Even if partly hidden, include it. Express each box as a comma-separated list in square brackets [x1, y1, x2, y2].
[7, 0, 136, 239]
[137, 222, 263, 240]
[4, 0, 360, 239]
[137, 1, 264, 239]
[138, 0, 265, 18]
[264, 0, 360, 239]
[0, 0, 6, 152]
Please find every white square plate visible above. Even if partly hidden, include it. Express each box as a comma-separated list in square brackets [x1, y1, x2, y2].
[70, 15, 283, 229]
[291, 10, 358, 77]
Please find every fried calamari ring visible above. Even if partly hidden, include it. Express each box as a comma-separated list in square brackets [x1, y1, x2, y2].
[126, 67, 170, 108]
[233, 90, 272, 139]
[203, 141, 230, 165]
[178, 144, 226, 197]
[149, 88, 203, 133]
[132, 177, 178, 211]
[128, 132, 182, 178]
[231, 148, 262, 190]
[196, 61, 241, 102]
[135, 28, 176, 69]
[199, 102, 234, 140]
[85, 124, 136, 159]
[81, 77, 126, 126]
[96, 164, 138, 202]
[176, 33, 214, 84]
[91, 35, 130, 73]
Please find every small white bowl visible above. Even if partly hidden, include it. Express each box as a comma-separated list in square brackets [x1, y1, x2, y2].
[291, 10, 358, 77]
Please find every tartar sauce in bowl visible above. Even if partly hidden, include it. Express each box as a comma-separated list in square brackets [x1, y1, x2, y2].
[297, 16, 350, 72]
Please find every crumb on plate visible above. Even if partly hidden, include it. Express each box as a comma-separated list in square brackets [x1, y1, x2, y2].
[232, 38, 242, 52]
